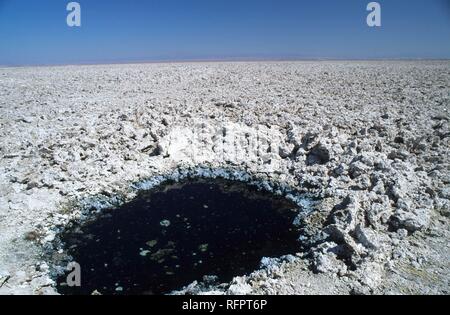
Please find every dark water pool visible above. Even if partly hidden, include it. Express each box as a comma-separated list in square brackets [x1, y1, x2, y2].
[56, 178, 301, 295]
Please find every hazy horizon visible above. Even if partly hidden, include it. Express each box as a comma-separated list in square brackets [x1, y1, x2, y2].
[2, 56, 450, 69]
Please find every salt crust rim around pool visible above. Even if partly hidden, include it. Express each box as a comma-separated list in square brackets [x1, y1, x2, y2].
[41, 166, 318, 293]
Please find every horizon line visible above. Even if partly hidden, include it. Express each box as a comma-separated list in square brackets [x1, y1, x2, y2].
[1, 56, 450, 69]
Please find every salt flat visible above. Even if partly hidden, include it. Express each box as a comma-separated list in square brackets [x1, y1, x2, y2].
[0, 61, 449, 295]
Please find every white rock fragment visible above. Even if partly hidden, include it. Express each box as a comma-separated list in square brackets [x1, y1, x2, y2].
[160, 220, 171, 227]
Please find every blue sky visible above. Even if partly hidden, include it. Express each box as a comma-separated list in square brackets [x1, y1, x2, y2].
[0, 0, 449, 65]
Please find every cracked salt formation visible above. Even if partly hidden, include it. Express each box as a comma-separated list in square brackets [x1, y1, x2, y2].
[0, 61, 448, 295]
[55, 178, 301, 295]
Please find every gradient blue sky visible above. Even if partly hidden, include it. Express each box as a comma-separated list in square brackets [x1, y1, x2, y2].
[0, 0, 449, 65]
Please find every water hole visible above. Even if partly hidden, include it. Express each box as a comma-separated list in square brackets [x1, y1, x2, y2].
[56, 178, 302, 295]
